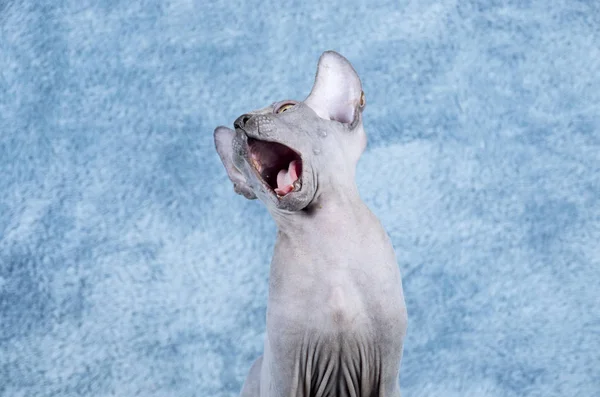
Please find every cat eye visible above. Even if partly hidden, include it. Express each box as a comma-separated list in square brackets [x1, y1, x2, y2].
[275, 102, 296, 114]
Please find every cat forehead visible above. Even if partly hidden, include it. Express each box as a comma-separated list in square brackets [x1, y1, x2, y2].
[245, 101, 313, 119]
[249, 104, 276, 114]
[247, 100, 298, 114]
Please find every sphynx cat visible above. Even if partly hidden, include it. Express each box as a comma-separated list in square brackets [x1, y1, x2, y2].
[214, 51, 408, 397]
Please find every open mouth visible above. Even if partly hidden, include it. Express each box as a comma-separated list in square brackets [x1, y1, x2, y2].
[247, 138, 302, 197]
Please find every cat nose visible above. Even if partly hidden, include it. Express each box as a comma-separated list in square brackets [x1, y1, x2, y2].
[234, 114, 253, 130]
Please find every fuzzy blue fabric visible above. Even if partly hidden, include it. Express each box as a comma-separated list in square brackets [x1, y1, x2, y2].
[1, 1, 599, 396]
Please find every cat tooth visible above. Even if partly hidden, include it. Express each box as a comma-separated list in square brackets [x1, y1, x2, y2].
[250, 158, 260, 171]
[293, 180, 302, 191]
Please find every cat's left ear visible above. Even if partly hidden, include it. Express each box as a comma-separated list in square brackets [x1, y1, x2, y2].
[214, 126, 257, 200]
[304, 51, 366, 126]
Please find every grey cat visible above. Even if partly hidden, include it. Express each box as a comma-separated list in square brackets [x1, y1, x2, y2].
[214, 51, 408, 397]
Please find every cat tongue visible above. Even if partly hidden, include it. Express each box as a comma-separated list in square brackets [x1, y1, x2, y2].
[275, 160, 300, 196]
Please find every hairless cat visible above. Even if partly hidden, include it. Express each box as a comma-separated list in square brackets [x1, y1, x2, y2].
[214, 51, 408, 397]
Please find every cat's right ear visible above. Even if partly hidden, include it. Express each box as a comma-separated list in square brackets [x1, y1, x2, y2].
[214, 126, 257, 200]
[305, 51, 364, 126]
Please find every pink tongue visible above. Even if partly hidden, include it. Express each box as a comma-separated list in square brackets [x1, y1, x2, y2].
[274, 160, 300, 196]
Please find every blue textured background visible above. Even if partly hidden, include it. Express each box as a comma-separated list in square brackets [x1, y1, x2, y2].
[1, 1, 599, 396]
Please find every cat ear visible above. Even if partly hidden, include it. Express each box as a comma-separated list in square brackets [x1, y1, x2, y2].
[305, 51, 365, 125]
[214, 126, 257, 200]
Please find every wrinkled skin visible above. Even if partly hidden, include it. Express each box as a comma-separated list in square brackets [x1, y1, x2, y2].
[214, 51, 408, 397]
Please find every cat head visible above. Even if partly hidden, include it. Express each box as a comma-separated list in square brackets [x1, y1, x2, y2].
[214, 51, 367, 213]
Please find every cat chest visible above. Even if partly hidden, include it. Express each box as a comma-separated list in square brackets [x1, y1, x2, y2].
[265, 260, 407, 395]
[269, 260, 405, 330]
[265, 325, 404, 397]
[267, 274, 407, 355]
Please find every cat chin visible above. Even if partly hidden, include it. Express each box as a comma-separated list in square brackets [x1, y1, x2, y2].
[255, 180, 315, 213]
[277, 193, 314, 212]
